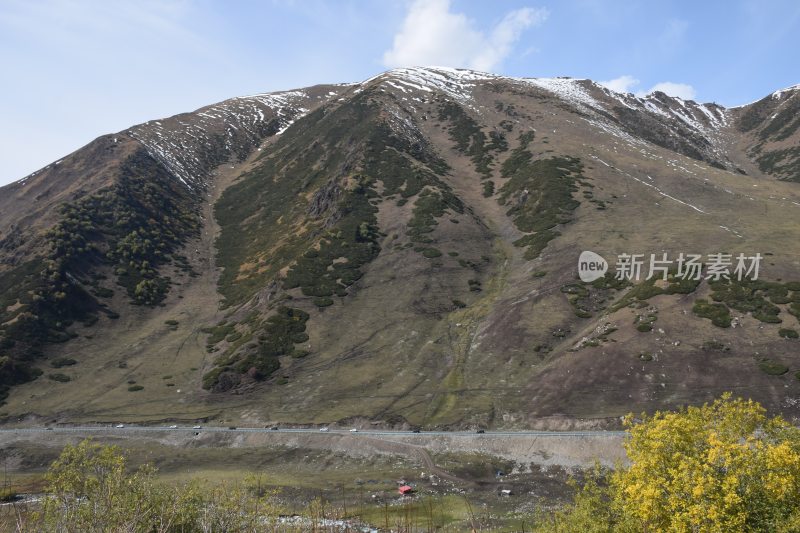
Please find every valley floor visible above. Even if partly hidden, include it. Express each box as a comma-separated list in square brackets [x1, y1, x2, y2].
[0, 426, 624, 530]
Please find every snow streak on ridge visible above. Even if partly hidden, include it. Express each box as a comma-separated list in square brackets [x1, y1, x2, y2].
[128, 90, 312, 190]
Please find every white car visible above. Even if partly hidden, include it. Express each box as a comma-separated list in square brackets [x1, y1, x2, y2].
[193, 425, 202, 429]
[168, 425, 178, 429]
[349, 428, 358, 432]
[115, 424, 125, 428]
[319, 427, 329, 432]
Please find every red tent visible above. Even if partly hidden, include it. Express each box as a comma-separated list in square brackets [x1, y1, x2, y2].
[398, 485, 414, 495]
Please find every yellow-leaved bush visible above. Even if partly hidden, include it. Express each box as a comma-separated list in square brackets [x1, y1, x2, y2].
[540, 394, 800, 532]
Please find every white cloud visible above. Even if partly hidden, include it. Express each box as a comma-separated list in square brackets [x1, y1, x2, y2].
[600, 74, 697, 100]
[645, 82, 697, 100]
[382, 0, 547, 72]
[599, 75, 640, 93]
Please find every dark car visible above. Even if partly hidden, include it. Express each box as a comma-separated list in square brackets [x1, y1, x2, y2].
[476, 429, 485, 434]
[412, 429, 421, 433]
[228, 426, 237, 430]
[270, 426, 279, 431]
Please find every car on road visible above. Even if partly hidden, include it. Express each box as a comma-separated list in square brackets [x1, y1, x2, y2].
[319, 427, 329, 432]
[115, 424, 125, 428]
[270, 426, 279, 431]
[46, 427, 53, 431]
[412, 429, 420, 433]
[168, 425, 178, 429]
[193, 425, 202, 429]
[228, 426, 237, 430]
[349, 428, 358, 432]
[476, 429, 485, 434]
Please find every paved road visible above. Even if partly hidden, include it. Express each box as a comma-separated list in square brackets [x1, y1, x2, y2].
[0, 425, 626, 437]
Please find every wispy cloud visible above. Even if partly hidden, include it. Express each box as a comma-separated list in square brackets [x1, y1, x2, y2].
[382, 0, 547, 72]
[601, 74, 697, 100]
[0, 0, 198, 46]
[646, 81, 696, 100]
[599, 75, 640, 93]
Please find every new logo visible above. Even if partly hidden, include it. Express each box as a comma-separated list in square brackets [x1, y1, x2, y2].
[578, 250, 608, 282]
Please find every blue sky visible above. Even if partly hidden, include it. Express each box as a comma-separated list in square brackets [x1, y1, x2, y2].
[1, 0, 798, 186]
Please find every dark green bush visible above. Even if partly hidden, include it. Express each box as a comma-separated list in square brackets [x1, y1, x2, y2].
[202, 323, 235, 345]
[759, 359, 789, 376]
[93, 287, 114, 298]
[225, 332, 242, 343]
[693, 299, 732, 328]
[202, 306, 309, 390]
[51, 357, 77, 368]
[709, 279, 784, 323]
[313, 297, 334, 308]
[438, 101, 503, 177]
[702, 340, 729, 351]
[499, 150, 584, 260]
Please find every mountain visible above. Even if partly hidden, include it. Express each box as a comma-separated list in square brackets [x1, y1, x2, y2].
[1, 67, 800, 428]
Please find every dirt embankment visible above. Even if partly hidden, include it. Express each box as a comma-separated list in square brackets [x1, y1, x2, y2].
[0, 429, 626, 473]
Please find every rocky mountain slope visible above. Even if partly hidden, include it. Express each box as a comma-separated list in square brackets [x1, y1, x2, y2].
[1, 67, 799, 428]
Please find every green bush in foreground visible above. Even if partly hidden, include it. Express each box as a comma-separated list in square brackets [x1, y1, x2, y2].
[19, 440, 280, 532]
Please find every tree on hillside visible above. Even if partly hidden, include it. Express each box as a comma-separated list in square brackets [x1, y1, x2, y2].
[539, 394, 800, 532]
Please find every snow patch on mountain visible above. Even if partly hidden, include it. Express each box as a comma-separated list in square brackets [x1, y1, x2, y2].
[367, 66, 498, 104]
[128, 90, 314, 190]
[520, 77, 602, 111]
[771, 84, 800, 99]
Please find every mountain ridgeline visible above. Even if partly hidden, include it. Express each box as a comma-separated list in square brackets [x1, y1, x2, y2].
[1, 68, 800, 428]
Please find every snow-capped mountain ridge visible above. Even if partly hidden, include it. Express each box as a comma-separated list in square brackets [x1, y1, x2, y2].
[363, 67, 728, 159]
[8, 68, 791, 194]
